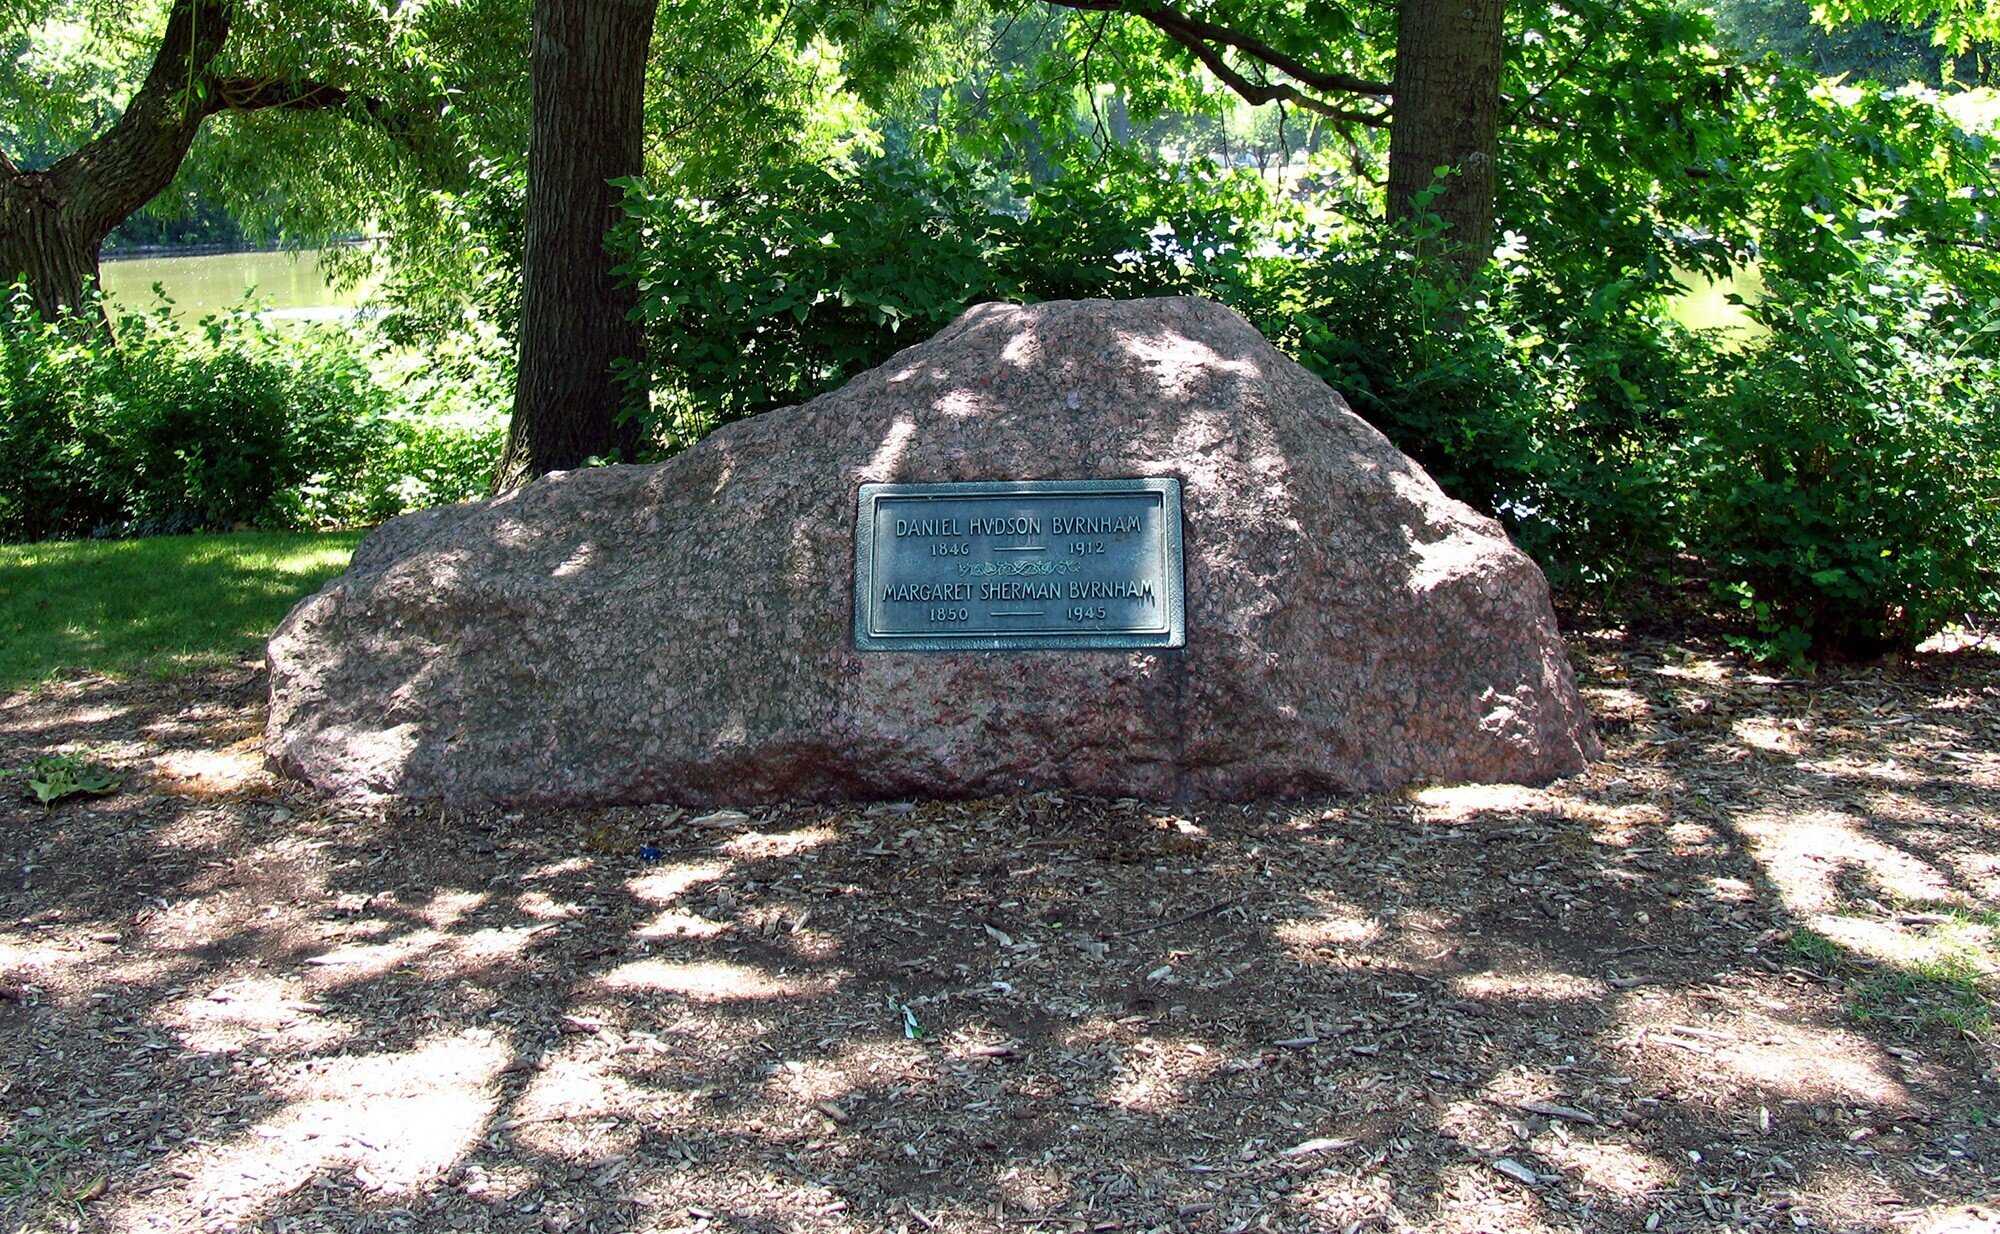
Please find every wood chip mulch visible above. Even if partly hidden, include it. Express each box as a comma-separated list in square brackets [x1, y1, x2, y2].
[2, 627, 1997, 1233]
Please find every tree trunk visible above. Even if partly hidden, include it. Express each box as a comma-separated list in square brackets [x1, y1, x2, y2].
[0, 176, 102, 320]
[495, 0, 658, 491]
[0, 0, 230, 321]
[0, 0, 421, 324]
[1386, 0, 1506, 276]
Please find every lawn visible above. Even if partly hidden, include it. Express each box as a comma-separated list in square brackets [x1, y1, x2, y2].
[0, 530, 360, 693]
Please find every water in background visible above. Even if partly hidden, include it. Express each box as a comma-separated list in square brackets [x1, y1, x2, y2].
[100, 248, 374, 322]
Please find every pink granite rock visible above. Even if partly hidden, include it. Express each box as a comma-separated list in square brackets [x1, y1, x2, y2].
[267, 297, 1598, 804]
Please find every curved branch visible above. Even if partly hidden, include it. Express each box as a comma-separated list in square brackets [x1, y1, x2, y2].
[49, 0, 232, 236]
[1040, 0, 1393, 100]
[207, 75, 434, 148]
[1142, 14, 1389, 126]
[209, 76, 355, 113]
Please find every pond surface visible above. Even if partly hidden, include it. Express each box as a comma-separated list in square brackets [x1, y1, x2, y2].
[100, 247, 372, 321]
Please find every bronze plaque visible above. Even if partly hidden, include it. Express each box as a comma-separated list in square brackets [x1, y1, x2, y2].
[854, 478, 1185, 652]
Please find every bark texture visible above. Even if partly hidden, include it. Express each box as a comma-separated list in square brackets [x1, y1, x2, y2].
[495, 0, 658, 491]
[1386, 0, 1507, 271]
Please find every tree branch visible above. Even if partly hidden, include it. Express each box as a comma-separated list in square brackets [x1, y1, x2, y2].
[208, 76, 354, 113]
[1151, 17, 1389, 126]
[1041, 0, 1392, 100]
[50, 0, 232, 235]
[207, 76, 436, 150]
[0, 148, 19, 178]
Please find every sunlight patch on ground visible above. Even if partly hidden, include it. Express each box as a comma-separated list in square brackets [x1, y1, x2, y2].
[1732, 715, 1805, 755]
[1736, 808, 1955, 915]
[511, 1046, 648, 1128]
[417, 888, 486, 929]
[162, 974, 350, 1055]
[1425, 1158, 1551, 1233]
[1580, 684, 1648, 719]
[300, 932, 445, 982]
[115, 1030, 506, 1230]
[151, 739, 270, 796]
[1646, 659, 1733, 684]
[595, 958, 829, 1002]
[1539, 1138, 1679, 1199]
[1275, 905, 1382, 954]
[1622, 1011, 1909, 1106]
[0, 934, 182, 1008]
[0, 702, 132, 735]
[992, 1162, 1076, 1219]
[633, 909, 729, 940]
[722, 824, 839, 860]
[1096, 1035, 1226, 1115]
[1453, 969, 1606, 1001]
[1812, 912, 1997, 980]
[515, 888, 584, 919]
[441, 924, 553, 967]
[1710, 876, 1756, 903]
[1902, 1200, 2000, 1233]
[522, 855, 594, 881]
[627, 860, 731, 904]
[1290, 1172, 1398, 1232]
[1412, 783, 1547, 816]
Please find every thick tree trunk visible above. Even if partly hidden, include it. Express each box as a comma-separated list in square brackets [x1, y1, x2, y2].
[0, 176, 102, 319]
[1, 0, 226, 321]
[0, 0, 408, 324]
[1386, 0, 1506, 276]
[495, 0, 658, 491]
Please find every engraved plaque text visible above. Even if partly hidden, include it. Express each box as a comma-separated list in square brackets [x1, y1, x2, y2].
[854, 478, 1185, 651]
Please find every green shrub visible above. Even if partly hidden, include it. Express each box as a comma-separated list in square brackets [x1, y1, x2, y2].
[309, 318, 512, 526]
[1681, 247, 2000, 660]
[0, 288, 506, 542]
[0, 302, 125, 540]
[616, 155, 1274, 446]
[1265, 235, 1709, 594]
[0, 290, 381, 539]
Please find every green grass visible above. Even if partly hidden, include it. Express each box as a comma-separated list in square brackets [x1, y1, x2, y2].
[1790, 913, 1998, 1039]
[1787, 927, 1844, 966]
[0, 1123, 97, 1231]
[0, 530, 360, 693]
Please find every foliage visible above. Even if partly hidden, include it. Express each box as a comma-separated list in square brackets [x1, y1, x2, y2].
[1678, 244, 2000, 661]
[0, 529, 361, 690]
[618, 154, 1275, 444]
[1711, 0, 1996, 87]
[623, 156, 1701, 588]
[1252, 196, 1710, 592]
[3, 753, 120, 804]
[0, 287, 505, 542]
[0, 289, 376, 539]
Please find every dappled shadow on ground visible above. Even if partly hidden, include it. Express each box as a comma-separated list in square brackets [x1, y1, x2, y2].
[1, 631, 1997, 1233]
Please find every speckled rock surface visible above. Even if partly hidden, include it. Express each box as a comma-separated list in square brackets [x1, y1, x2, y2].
[267, 297, 1599, 805]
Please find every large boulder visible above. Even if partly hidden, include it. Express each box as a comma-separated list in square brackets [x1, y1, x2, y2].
[268, 297, 1598, 804]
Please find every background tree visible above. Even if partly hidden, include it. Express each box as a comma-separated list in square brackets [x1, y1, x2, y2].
[0, 0, 481, 321]
[495, 0, 659, 487]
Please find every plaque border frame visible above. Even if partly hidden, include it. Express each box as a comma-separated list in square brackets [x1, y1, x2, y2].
[854, 477, 1186, 652]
